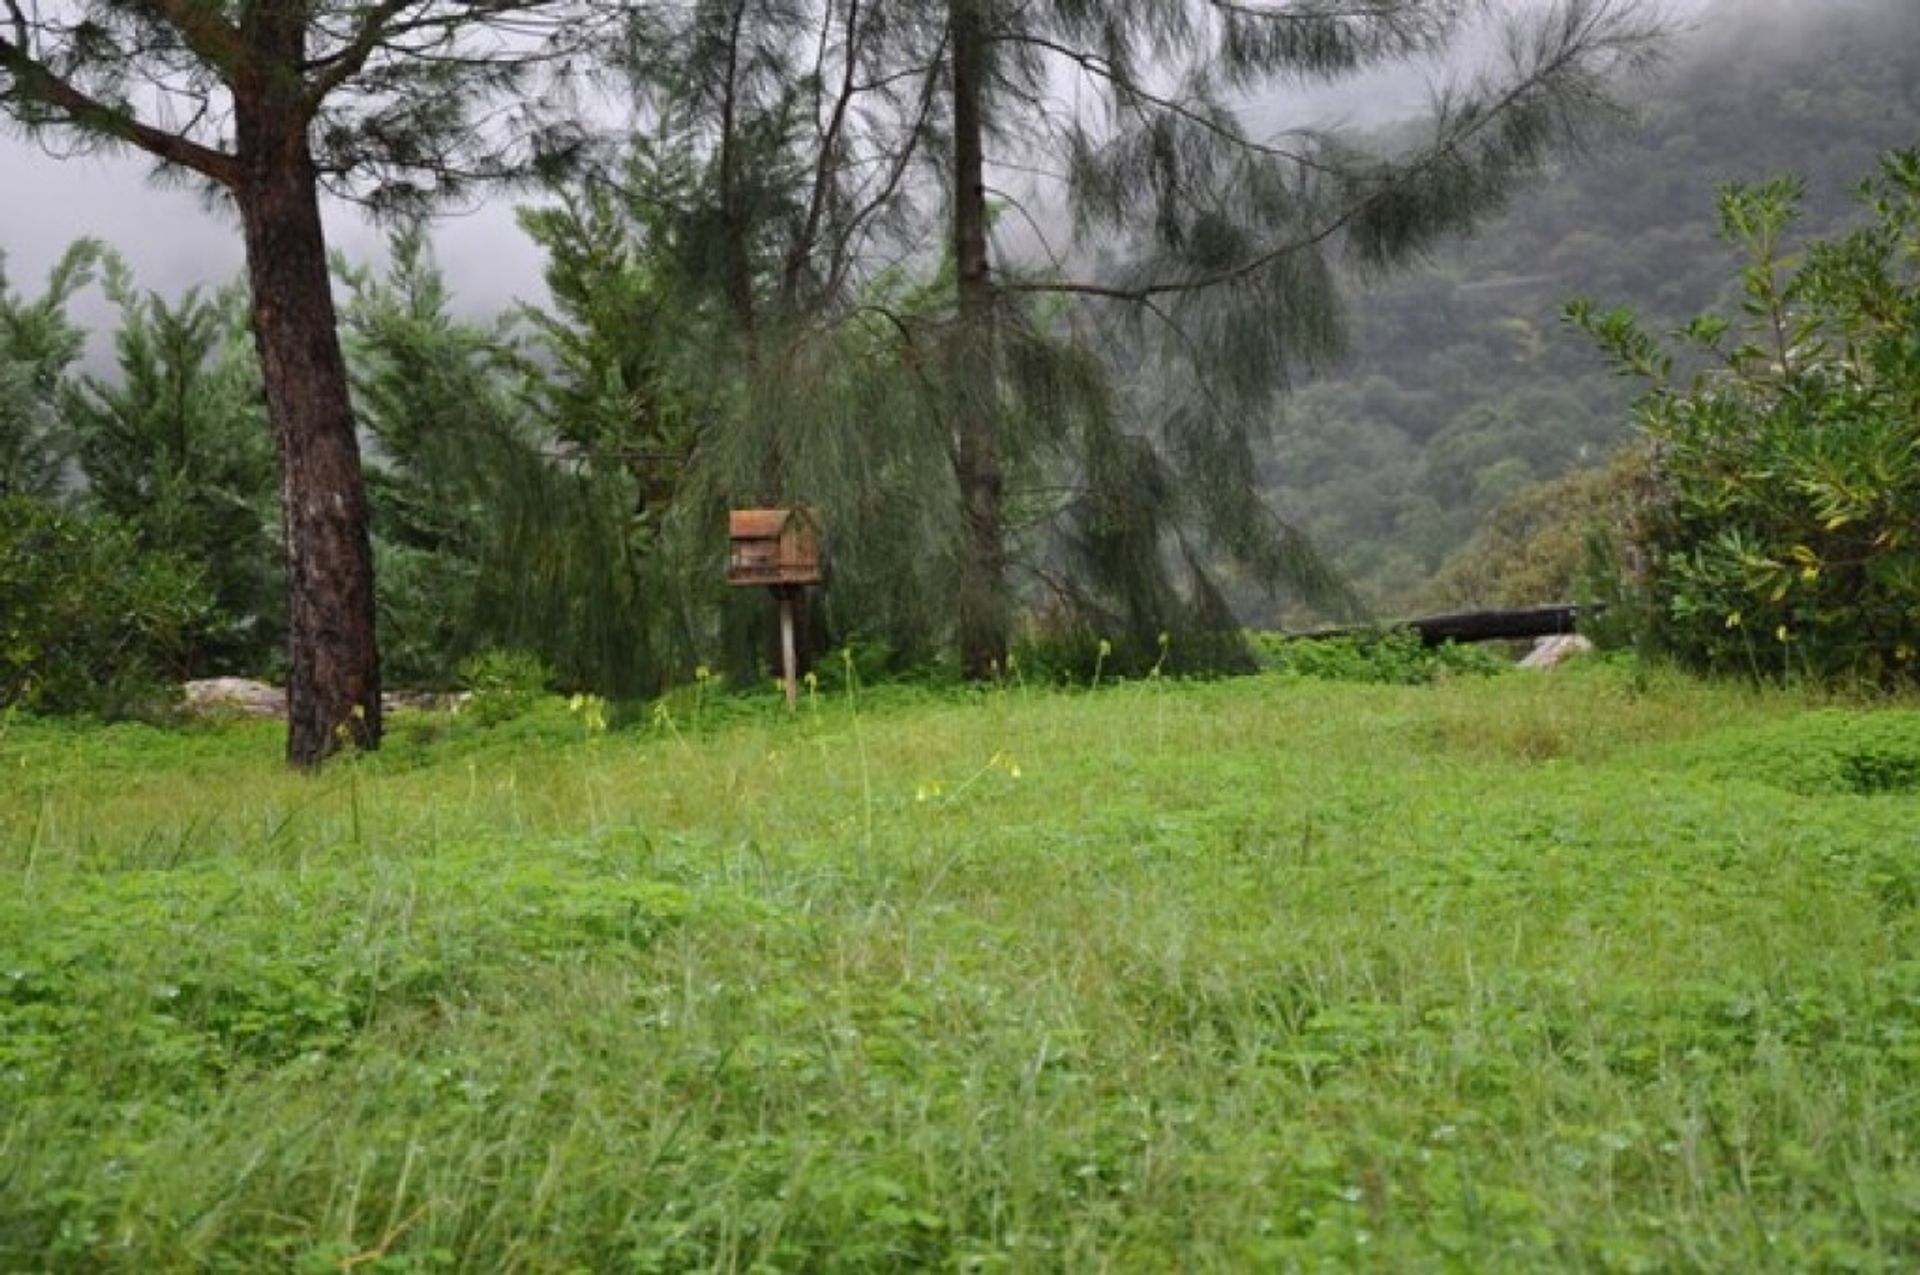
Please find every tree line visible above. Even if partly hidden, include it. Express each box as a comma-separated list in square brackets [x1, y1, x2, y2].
[2, 0, 1665, 765]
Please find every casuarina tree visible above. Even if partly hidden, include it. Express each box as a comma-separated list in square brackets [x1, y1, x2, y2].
[0, 1, 615, 764]
[935, 0, 1669, 675]
[601, 0, 1665, 677]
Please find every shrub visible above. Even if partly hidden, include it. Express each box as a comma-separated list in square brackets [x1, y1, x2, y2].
[1248, 628, 1507, 685]
[456, 648, 552, 726]
[0, 497, 217, 718]
[1570, 151, 1920, 684]
[809, 638, 905, 693]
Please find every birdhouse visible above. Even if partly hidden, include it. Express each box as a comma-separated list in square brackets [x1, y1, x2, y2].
[727, 507, 824, 588]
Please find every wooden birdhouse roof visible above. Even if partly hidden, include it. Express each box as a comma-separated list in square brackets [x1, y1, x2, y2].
[729, 508, 813, 540]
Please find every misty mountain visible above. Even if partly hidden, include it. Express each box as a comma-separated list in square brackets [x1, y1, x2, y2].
[1255, 0, 1920, 621]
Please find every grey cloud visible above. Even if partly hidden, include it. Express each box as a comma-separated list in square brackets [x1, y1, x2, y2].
[0, 0, 1901, 326]
[2, 136, 544, 334]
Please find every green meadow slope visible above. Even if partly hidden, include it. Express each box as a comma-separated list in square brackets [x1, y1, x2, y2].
[4, 670, 1919, 1270]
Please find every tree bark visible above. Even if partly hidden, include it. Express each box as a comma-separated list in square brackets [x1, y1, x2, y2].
[949, 0, 1007, 680]
[236, 102, 382, 766]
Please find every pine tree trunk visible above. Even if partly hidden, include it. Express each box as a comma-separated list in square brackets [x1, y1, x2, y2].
[236, 113, 382, 767]
[950, 0, 1007, 680]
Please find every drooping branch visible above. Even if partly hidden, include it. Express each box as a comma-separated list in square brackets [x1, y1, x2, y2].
[1002, 2, 1655, 303]
[988, 30, 1332, 174]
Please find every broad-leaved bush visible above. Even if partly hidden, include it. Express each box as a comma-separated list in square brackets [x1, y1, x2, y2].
[1571, 151, 1920, 684]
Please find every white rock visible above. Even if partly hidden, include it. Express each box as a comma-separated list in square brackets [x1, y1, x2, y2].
[1518, 634, 1595, 670]
[181, 679, 467, 719]
[182, 677, 286, 718]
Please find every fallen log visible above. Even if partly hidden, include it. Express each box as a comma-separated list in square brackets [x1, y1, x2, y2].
[1293, 603, 1592, 647]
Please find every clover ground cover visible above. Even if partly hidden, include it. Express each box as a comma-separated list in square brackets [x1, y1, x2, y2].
[3, 669, 1917, 1270]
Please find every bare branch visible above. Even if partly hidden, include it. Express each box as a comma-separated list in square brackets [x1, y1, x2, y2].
[783, 0, 861, 305]
[826, 28, 946, 297]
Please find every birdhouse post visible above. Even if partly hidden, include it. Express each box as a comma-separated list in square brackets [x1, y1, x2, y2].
[727, 508, 825, 709]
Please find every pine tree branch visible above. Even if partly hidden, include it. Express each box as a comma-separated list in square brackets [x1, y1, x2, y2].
[305, 0, 421, 105]
[715, 0, 756, 332]
[1208, 2, 1445, 19]
[988, 29, 1335, 173]
[826, 28, 946, 298]
[1003, 14, 1631, 304]
[784, 0, 862, 305]
[1002, 216, 1350, 301]
[0, 23, 238, 184]
[303, 2, 570, 109]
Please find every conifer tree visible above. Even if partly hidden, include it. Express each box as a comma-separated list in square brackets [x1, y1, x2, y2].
[595, 0, 1663, 677]
[941, 0, 1665, 673]
[343, 227, 675, 696]
[1, 1, 617, 763]
[0, 241, 99, 501]
[65, 272, 281, 673]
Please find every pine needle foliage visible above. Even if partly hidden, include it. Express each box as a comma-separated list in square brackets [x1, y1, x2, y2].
[0, 241, 100, 501]
[342, 229, 671, 698]
[1011, 1, 1665, 666]
[64, 267, 281, 675]
[0, 1, 620, 216]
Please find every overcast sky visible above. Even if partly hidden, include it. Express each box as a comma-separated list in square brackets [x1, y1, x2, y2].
[0, 0, 1847, 331]
[0, 144, 541, 332]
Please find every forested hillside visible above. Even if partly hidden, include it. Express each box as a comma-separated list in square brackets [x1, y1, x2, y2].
[1258, 0, 1920, 620]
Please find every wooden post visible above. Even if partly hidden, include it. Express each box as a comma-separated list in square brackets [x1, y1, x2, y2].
[777, 587, 799, 710]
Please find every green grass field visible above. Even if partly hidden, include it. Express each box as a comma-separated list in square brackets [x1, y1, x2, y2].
[4, 666, 1920, 1271]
